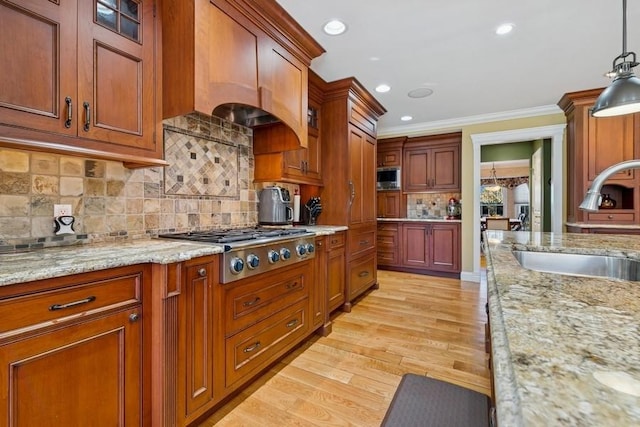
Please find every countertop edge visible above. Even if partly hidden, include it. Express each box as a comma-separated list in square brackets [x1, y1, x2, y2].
[377, 217, 461, 223]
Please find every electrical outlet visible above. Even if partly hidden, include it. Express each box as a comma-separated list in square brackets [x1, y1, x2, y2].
[54, 204, 72, 217]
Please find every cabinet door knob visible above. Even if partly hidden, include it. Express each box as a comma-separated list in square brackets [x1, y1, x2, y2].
[198, 268, 207, 277]
[129, 313, 139, 322]
[608, 215, 614, 219]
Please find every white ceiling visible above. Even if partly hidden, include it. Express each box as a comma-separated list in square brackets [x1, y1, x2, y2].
[276, 0, 640, 136]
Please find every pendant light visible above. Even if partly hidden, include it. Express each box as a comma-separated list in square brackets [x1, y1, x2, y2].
[481, 164, 503, 204]
[592, 0, 640, 117]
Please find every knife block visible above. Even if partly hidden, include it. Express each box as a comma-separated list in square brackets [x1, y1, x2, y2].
[302, 205, 316, 225]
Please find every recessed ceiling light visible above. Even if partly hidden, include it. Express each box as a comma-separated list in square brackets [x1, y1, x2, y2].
[375, 84, 391, 93]
[400, 116, 413, 121]
[407, 87, 433, 98]
[323, 19, 347, 36]
[495, 23, 514, 35]
[370, 56, 381, 61]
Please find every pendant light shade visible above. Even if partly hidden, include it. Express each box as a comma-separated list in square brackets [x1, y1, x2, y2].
[592, 0, 640, 117]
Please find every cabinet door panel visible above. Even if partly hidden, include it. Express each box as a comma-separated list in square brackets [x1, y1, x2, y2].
[587, 112, 636, 182]
[349, 127, 365, 224]
[404, 149, 429, 191]
[402, 224, 428, 267]
[327, 247, 345, 312]
[0, 0, 76, 134]
[432, 145, 460, 190]
[430, 224, 460, 271]
[362, 134, 377, 223]
[0, 308, 141, 426]
[78, 0, 156, 150]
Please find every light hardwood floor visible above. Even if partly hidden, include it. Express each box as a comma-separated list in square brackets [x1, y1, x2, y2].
[199, 270, 491, 426]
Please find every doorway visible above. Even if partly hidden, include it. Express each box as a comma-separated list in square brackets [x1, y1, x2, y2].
[470, 124, 565, 279]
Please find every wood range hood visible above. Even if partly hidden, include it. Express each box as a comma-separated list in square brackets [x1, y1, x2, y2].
[161, 0, 325, 152]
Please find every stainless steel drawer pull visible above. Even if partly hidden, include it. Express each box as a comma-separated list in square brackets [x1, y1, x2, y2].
[243, 341, 261, 353]
[49, 295, 96, 311]
[286, 319, 299, 328]
[358, 271, 369, 277]
[243, 297, 261, 307]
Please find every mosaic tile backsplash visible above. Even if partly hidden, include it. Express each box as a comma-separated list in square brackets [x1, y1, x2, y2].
[0, 113, 259, 248]
[407, 192, 461, 218]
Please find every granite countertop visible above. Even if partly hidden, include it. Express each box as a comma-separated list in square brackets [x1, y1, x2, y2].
[377, 217, 462, 223]
[0, 226, 346, 287]
[566, 222, 640, 230]
[484, 231, 640, 426]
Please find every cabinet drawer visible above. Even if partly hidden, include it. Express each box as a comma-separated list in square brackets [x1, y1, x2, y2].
[327, 232, 345, 249]
[349, 253, 376, 299]
[349, 229, 376, 257]
[224, 261, 311, 336]
[377, 249, 398, 266]
[377, 223, 399, 232]
[587, 211, 636, 223]
[0, 269, 142, 338]
[225, 299, 308, 388]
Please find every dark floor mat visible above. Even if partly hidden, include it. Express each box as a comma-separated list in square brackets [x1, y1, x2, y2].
[381, 374, 490, 427]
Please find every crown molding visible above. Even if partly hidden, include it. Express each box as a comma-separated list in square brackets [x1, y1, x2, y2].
[377, 104, 562, 138]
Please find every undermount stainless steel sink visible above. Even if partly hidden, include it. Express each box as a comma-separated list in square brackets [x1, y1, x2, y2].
[512, 250, 640, 281]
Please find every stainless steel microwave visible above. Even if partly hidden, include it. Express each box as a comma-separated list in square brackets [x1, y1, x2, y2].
[377, 167, 401, 190]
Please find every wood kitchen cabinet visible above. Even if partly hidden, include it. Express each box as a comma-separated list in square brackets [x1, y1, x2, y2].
[377, 190, 402, 218]
[377, 221, 400, 267]
[326, 232, 346, 314]
[319, 77, 385, 311]
[312, 232, 345, 336]
[0, 0, 164, 167]
[254, 70, 324, 185]
[162, 0, 324, 151]
[559, 88, 640, 226]
[401, 222, 460, 275]
[174, 255, 223, 426]
[403, 133, 461, 192]
[377, 136, 405, 167]
[0, 265, 150, 426]
[222, 260, 312, 391]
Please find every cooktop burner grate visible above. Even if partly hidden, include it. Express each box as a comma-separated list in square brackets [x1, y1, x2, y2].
[158, 226, 309, 244]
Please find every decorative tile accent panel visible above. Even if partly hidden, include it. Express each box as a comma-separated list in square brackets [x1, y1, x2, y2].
[164, 127, 239, 197]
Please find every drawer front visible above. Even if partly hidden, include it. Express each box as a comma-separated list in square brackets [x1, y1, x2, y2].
[349, 253, 376, 299]
[225, 299, 308, 388]
[0, 270, 142, 337]
[587, 211, 635, 223]
[377, 249, 398, 266]
[377, 231, 398, 248]
[327, 232, 345, 249]
[224, 261, 311, 336]
[377, 223, 399, 232]
[349, 229, 376, 257]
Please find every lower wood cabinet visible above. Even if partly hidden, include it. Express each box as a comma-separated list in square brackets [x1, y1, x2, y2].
[377, 221, 461, 277]
[0, 265, 149, 426]
[402, 222, 460, 274]
[344, 225, 377, 312]
[326, 232, 346, 314]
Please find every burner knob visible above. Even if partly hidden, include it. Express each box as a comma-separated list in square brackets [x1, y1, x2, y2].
[246, 254, 260, 269]
[296, 244, 307, 256]
[306, 243, 315, 254]
[230, 257, 244, 274]
[267, 250, 280, 263]
[280, 248, 291, 261]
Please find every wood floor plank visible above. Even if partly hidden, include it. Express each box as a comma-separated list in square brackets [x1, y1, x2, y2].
[198, 270, 491, 426]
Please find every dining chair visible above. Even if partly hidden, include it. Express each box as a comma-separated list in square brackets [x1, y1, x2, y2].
[485, 217, 511, 231]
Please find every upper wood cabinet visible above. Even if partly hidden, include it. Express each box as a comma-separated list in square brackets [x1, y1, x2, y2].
[377, 137, 406, 167]
[377, 190, 402, 218]
[559, 88, 640, 225]
[254, 70, 324, 185]
[161, 0, 324, 150]
[0, 0, 164, 167]
[403, 132, 461, 192]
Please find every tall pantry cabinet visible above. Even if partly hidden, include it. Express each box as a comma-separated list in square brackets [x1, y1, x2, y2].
[319, 78, 386, 311]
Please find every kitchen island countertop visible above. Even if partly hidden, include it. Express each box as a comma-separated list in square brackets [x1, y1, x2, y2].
[484, 231, 640, 426]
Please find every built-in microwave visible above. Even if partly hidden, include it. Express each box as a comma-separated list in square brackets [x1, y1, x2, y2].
[377, 167, 401, 190]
